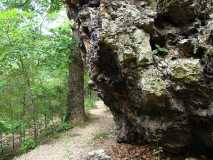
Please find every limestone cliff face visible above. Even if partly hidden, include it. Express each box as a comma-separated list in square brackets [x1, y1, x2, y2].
[66, 0, 213, 153]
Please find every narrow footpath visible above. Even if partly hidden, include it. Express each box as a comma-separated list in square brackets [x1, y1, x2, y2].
[14, 101, 115, 160]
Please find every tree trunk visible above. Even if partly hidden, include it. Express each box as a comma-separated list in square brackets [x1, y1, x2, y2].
[0, 133, 3, 154]
[18, 56, 38, 140]
[65, 41, 86, 123]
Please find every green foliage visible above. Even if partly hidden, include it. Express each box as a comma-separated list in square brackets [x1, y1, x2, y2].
[1, 0, 32, 10]
[56, 122, 73, 133]
[206, 47, 213, 55]
[85, 96, 98, 110]
[0, 7, 72, 157]
[1, 0, 63, 12]
[0, 120, 9, 133]
[47, 10, 59, 20]
[20, 138, 37, 153]
[0, 2, 98, 157]
[153, 44, 169, 56]
[0, 120, 28, 147]
[48, 0, 63, 12]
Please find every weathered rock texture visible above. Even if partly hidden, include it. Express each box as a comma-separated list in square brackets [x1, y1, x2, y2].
[66, 0, 213, 153]
[87, 149, 111, 160]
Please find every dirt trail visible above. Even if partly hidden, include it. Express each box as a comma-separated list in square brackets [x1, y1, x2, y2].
[14, 101, 115, 160]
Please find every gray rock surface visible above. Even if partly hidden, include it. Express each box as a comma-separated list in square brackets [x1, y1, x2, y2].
[66, 0, 213, 154]
[86, 149, 111, 160]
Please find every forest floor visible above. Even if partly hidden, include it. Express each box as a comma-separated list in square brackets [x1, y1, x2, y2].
[14, 101, 155, 160]
[14, 101, 116, 160]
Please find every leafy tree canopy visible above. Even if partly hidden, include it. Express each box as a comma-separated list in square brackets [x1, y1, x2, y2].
[1, 0, 63, 12]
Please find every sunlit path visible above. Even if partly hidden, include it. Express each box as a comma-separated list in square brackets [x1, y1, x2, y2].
[14, 101, 115, 160]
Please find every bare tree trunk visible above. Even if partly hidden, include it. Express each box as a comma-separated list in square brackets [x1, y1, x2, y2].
[12, 132, 15, 150]
[18, 56, 38, 140]
[64, 3, 86, 123]
[65, 41, 86, 123]
[0, 133, 3, 154]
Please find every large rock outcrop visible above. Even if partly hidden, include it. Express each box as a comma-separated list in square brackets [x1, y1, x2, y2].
[66, 0, 213, 154]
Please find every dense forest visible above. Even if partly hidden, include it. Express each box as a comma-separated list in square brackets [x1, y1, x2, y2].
[0, 1, 97, 159]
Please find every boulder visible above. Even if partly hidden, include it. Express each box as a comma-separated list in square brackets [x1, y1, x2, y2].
[86, 149, 111, 160]
[66, 0, 213, 154]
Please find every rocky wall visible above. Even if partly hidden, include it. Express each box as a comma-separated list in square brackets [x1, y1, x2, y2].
[66, 0, 213, 154]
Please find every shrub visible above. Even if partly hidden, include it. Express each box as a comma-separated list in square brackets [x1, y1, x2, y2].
[56, 122, 73, 133]
[20, 138, 36, 153]
[153, 44, 169, 56]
